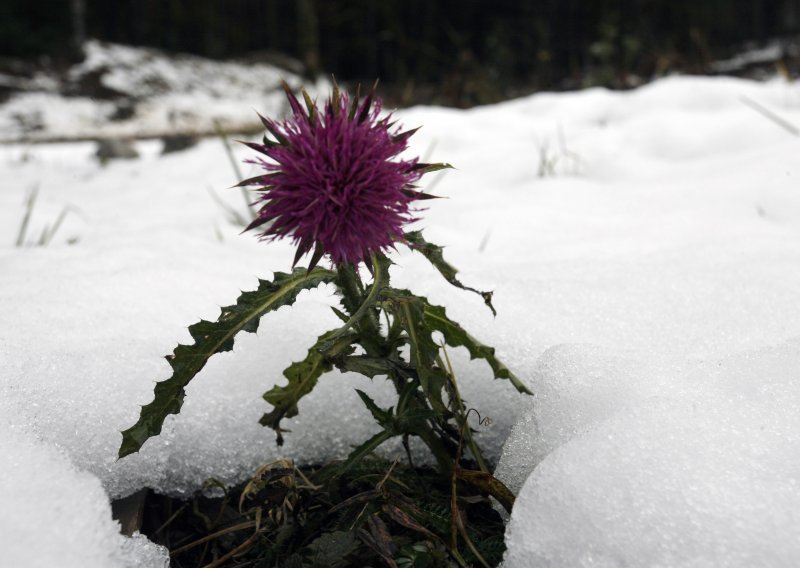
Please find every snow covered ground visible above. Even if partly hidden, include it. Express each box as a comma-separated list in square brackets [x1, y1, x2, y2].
[2, 42, 800, 566]
[0, 40, 319, 142]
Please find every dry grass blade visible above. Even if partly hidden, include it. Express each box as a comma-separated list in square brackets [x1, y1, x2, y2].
[213, 119, 256, 219]
[207, 186, 250, 228]
[200, 529, 261, 568]
[328, 489, 381, 514]
[170, 520, 257, 557]
[154, 503, 188, 535]
[15, 184, 38, 247]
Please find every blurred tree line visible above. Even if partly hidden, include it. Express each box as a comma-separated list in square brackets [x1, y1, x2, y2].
[2, 0, 799, 105]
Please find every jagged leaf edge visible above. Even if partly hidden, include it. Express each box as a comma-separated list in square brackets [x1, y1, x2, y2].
[118, 267, 336, 458]
[260, 328, 358, 442]
[404, 230, 495, 315]
[422, 302, 532, 395]
[382, 288, 449, 415]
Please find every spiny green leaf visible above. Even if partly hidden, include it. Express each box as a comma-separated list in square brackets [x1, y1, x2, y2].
[323, 253, 391, 350]
[336, 430, 396, 476]
[118, 267, 336, 458]
[330, 306, 350, 324]
[422, 303, 531, 395]
[260, 329, 358, 442]
[394, 407, 439, 433]
[355, 389, 393, 426]
[404, 231, 495, 315]
[383, 288, 448, 415]
[337, 355, 394, 378]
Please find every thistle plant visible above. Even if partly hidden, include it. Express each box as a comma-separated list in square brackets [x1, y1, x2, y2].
[119, 82, 530, 487]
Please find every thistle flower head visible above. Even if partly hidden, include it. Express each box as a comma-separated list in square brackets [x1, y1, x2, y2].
[239, 82, 444, 267]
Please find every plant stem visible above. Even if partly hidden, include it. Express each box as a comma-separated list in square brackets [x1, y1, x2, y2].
[439, 348, 488, 473]
[336, 262, 458, 476]
[336, 263, 383, 356]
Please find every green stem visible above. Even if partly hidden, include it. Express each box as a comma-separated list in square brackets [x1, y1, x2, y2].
[438, 351, 489, 473]
[336, 263, 382, 356]
[415, 422, 455, 476]
[336, 260, 457, 477]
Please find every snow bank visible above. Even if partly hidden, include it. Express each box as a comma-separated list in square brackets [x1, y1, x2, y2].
[0, 427, 168, 568]
[502, 340, 800, 567]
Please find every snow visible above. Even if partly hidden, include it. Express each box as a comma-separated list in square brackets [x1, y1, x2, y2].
[0, 40, 321, 142]
[502, 340, 800, 567]
[2, 41, 800, 565]
[0, 427, 168, 568]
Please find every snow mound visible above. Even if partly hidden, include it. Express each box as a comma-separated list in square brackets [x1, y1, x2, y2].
[493, 344, 665, 497]
[0, 427, 169, 568]
[502, 339, 800, 567]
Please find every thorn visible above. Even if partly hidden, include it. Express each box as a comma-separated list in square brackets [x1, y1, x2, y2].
[307, 243, 325, 271]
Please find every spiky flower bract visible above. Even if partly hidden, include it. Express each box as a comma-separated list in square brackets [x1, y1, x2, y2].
[240, 82, 441, 267]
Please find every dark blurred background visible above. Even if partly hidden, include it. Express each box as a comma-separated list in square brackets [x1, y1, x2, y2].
[3, 0, 800, 106]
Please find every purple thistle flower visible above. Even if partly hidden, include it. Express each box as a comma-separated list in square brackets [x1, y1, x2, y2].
[239, 82, 438, 267]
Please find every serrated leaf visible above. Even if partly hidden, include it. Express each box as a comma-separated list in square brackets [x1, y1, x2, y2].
[383, 289, 448, 414]
[404, 231, 495, 315]
[336, 430, 396, 476]
[355, 389, 393, 426]
[422, 303, 531, 395]
[260, 329, 358, 441]
[337, 355, 394, 378]
[118, 267, 336, 458]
